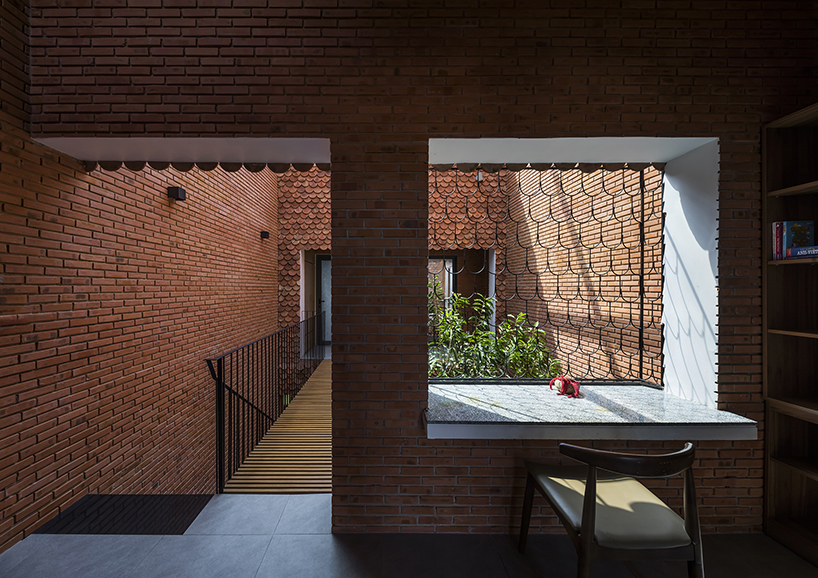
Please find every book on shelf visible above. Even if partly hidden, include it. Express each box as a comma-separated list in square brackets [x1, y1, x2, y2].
[786, 245, 818, 258]
[772, 220, 814, 260]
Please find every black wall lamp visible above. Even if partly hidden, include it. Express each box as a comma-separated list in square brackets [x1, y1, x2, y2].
[167, 186, 186, 200]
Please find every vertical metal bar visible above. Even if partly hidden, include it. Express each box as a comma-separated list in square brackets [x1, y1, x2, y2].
[267, 330, 276, 420]
[225, 359, 229, 484]
[244, 347, 248, 459]
[267, 333, 272, 425]
[253, 342, 257, 445]
[287, 325, 291, 400]
[251, 342, 255, 447]
[243, 346, 247, 464]
[233, 351, 237, 479]
[286, 325, 291, 400]
[229, 352, 234, 479]
[210, 358, 225, 494]
[243, 346, 247, 463]
[228, 355, 233, 482]
[264, 335, 267, 430]
[638, 169, 646, 381]
[236, 351, 240, 474]
[233, 350, 237, 476]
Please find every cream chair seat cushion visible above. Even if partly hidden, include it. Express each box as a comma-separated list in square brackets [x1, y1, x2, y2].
[527, 462, 692, 550]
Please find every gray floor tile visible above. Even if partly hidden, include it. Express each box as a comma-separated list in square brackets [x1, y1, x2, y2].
[703, 533, 818, 578]
[256, 534, 381, 578]
[505, 532, 818, 578]
[0, 537, 33, 576]
[128, 534, 271, 578]
[624, 534, 818, 578]
[380, 534, 510, 578]
[184, 494, 288, 535]
[0, 534, 161, 578]
[500, 534, 633, 578]
[274, 493, 331, 535]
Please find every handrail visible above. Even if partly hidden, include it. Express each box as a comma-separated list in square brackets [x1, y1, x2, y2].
[205, 320, 313, 364]
[206, 313, 323, 493]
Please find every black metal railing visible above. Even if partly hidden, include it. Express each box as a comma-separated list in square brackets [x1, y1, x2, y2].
[206, 313, 323, 493]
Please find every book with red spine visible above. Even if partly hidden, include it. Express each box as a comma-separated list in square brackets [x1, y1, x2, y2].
[772, 221, 783, 260]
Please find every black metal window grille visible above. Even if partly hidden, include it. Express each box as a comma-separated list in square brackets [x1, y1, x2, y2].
[428, 163, 665, 384]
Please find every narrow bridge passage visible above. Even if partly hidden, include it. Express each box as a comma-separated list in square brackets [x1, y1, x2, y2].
[224, 360, 331, 494]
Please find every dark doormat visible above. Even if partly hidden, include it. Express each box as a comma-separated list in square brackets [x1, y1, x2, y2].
[34, 494, 213, 535]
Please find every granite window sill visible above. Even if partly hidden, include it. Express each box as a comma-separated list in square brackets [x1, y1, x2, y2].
[425, 380, 757, 440]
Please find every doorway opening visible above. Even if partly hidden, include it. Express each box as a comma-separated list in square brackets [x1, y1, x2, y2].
[316, 255, 331, 346]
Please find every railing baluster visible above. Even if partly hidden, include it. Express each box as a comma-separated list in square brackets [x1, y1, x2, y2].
[239, 347, 244, 467]
[205, 314, 322, 491]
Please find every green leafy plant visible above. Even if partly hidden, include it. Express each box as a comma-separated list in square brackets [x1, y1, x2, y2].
[428, 289, 562, 379]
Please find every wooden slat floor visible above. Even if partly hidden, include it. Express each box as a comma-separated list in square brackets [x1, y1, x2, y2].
[224, 360, 331, 494]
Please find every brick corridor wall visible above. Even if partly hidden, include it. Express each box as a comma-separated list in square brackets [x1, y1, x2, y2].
[0, 115, 280, 551]
[278, 167, 331, 328]
[10, 0, 818, 541]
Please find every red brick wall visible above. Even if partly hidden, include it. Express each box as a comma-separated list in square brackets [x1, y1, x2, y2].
[428, 168, 509, 323]
[504, 166, 664, 382]
[0, 114, 280, 551]
[0, 0, 29, 128]
[278, 167, 331, 328]
[429, 165, 664, 381]
[11, 0, 818, 541]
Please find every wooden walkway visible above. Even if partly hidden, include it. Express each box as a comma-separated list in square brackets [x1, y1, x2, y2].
[224, 360, 331, 494]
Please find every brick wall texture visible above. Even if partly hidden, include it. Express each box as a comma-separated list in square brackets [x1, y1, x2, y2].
[0, 0, 29, 128]
[429, 166, 664, 382]
[504, 167, 664, 382]
[0, 0, 816, 550]
[278, 167, 331, 327]
[0, 114, 281, 551]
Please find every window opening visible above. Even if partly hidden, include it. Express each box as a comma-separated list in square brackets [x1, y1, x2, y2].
[428, 256, 456, 309]
[428, 163, 664, 385]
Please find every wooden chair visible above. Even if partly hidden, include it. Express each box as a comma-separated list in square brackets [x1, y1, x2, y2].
[518, 442, 703, 578]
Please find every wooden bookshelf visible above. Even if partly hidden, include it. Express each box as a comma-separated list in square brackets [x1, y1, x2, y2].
[763, 102, 818, 563]
[768, 179, 818, 198]
[766, 397, 818, 424]
[767, 329, 818, 339]
[768, 257, 818, 265]
[772, 456, 818, 484]
[765, 518, 818, 567]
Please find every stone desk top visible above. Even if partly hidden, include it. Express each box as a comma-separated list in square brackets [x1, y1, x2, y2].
[425, 381, 757, 440]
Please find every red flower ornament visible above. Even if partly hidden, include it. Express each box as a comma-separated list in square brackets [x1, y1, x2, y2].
[549, 375, 580, 398]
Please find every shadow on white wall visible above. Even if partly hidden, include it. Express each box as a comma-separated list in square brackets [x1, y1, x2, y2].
[663, 140, 719, 408]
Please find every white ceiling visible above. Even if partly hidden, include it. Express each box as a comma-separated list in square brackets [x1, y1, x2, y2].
[36, 136, 717, 166]
[428, 137, 718, 164]
[34, 137, 332, 164]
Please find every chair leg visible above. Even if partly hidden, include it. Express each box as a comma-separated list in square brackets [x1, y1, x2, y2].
[518, 472, 536, 554]
[576, 546, 593, 578]
[687, 560, 704, 578]
[688, 540, 705, 578]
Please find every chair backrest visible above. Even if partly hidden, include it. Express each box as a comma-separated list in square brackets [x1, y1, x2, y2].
[560, 442, 695, 478]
